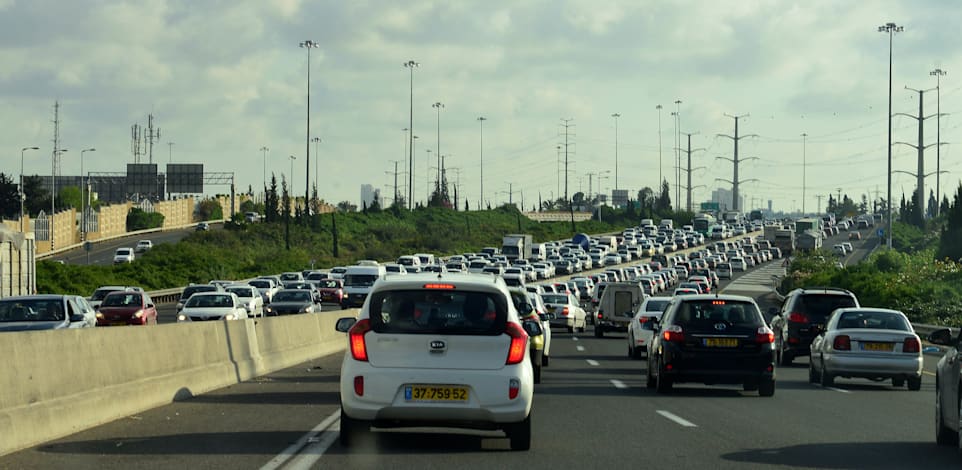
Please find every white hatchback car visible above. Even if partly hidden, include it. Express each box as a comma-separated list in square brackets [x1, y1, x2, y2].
[335, 273, 539, 450]
[627, 296, 672, 359]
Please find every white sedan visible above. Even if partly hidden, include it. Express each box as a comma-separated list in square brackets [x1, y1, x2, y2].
[542, 292, 588, 333]
[627, 297, 671, 359]
[177, 292, 249, 322]
[225, 284, 265, 318]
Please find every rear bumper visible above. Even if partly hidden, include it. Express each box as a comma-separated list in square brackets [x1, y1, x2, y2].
[596, 319, 629, 332]
[823, 353, 923, 379]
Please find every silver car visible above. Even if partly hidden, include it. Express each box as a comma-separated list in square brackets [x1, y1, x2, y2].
[808, 308, 923, 389]
[0, 295, 97, 331]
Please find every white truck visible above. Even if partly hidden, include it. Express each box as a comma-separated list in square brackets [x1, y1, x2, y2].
[502, 234, 533, 262]
[0, 229, 36, 298]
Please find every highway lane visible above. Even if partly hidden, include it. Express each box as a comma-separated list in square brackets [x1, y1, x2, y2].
[7, 243, 956, 468]
[49, 223, 222, 266]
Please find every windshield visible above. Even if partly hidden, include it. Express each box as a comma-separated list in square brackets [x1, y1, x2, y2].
[273, 291, 312, 303]
[542, 294, 568, 305]
[91, 288, 122, 301]
[344, 274, 378, 287]
[102, 293, 142, 307]
[227, 287, 254, 298]
[186, 295, 234, 308]
[249, 281, 271, 290]
[280, 273, 301, 281]
[182, 286, 217, 299]
[369, 289, 507, 335]
[0, 299, 64, 322]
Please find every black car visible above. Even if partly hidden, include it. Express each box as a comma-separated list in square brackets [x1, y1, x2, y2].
[770, 287, 860, 366]
[928, 328, 962, 448]
[646, 294, 776, 396]
[264, 289, 321, 316]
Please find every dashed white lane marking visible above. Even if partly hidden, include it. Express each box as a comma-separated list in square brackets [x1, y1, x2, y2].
[261, 410, 340, 470]
[572, 336, 580, 341]
[826, 386, 852, 394]
[586, 359, 600, 366]
[923, 371, 936, 377]
[656, 410, 698, 428]
[576, 345, 585, 351]
[610, 379, 628, 389]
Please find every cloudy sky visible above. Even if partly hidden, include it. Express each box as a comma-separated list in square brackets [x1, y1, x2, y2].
[3, 0, 961, 214]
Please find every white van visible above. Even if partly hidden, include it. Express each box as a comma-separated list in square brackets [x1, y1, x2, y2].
[530, 243, 547, 262]
[340, 263, 387, 309]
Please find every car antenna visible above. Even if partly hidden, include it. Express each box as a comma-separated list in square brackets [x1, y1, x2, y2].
[437, 272, 443, 280]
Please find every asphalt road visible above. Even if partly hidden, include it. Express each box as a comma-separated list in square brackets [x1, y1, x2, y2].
[49, 223, 222, 266]
[9, 228, 948, 469]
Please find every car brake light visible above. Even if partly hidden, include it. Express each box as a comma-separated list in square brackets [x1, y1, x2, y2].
[903, 337, 920, 353]
[348, 319, 371, 362]
[663, 325, 684, 342]
[505, 322, 528, 365]
[561, 307, 569, 316]
[509, 378, 520, 399]
[833, 335, 851, 351]
[597, 312, 603, 319]
[423, 283, 455, 290]
[755, 326, 775, 343]
[639, 316, 650, 324]
[353, 376, 364, 396]
[788, 312, 809, 323]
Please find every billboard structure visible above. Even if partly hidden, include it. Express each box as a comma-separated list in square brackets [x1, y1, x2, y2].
[126, 164, 159, 195]
[612, 189, 629, 208]
[166, 163, 204, 194]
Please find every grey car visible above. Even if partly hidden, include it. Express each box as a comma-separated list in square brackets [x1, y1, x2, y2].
[0, 295, 97, 331]
[264, 289, 321, 316]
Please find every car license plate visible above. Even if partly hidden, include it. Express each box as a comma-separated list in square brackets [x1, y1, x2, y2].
[404, 385, 469, 402]
[704, 338, 738, 347]
[861, 342, 894, 352]
[111, 322, 127, 326]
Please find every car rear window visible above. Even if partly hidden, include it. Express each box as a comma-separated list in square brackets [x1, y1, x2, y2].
[369, 289, 508, 335]
[321, 280, 341, 289]
[798, 294, 858, 319]
[182, 285, 217, 299]
[673, 299, 764, 328]
[644, 299, 670, 313]
[836, 310, 910, 331]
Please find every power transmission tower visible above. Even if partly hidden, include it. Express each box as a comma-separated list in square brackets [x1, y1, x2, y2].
[679, 132, 706, 213]
[716, 114, 758, 212]
[893, 86, 947, 225]
[386, 160, 403, 206]
[560, 118, 576, 231]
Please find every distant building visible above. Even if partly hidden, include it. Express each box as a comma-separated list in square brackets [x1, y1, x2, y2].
[360, 184, 379, 208]
[711, 188, 744, 212]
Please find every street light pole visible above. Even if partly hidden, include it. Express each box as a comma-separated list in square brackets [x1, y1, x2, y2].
[656, 105, 663, 189]
[260, 146, 270, 196]
[289, 155, 296, 208]
[432, 102, 444, 195]
[404, 60, 419, 209]
[300, 40, 319, 216]
[50, 148, 67, 250]
[19, 146, 39, 233]
[311, 137, 321, 208]
[611, 113, 621, 197]
[478, 116, 486, 210]
[930, 67, 946, 216]
[879, 22, 902, 249]
[80, 148, 95, 239]
[801, 133, 807, 215]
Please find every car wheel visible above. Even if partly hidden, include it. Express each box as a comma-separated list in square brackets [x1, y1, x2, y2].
[646, 363, 656, 389]
[339, 407, 367, 447]
[541, 355, 549, 367]
[594, 327, 603, 338]
[758, 378, 775, 397]
[819, 361, 834, 387]
[936, 384, 959, 446]
[656, 361, 672, 394]
[907, 376, 922, 391]
[506, 414, 532, 451]
[779, 347, 794, 367]
[568, 326, 574, 333]
[892, 378, 905, 388]
[533, 364, 542, 384]
[631, 344, 643, 360]
[808, 360, 817, 384]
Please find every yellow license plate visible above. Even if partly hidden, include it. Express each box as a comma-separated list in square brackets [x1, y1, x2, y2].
[861, 342, 894, 352]
[704, 338, 739, 347]
[405, 385, 469, 402]
[111, 322, 127, 326]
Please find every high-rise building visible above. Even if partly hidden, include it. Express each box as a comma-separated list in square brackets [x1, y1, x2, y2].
[711, 187, 744, 212]
[360, 184, 377, 208]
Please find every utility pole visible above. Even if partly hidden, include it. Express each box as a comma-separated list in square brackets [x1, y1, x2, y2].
[679, 132, 706, 213]
[404, 59, 419, 210]
[930, 68, 947, 215]
[387, 160, 402, 206]
[432, 102, 444, 194]
[477, 116, 487, 210]
[586, 172, 595, 202]
[146, 113, 161, 165]
[816, 195, 824, 214]
[672, 100, 682, 207]
[611, 113, 621, 193]
[656, 104, 663, 189]
[716, 114, 758, 212]
[893, 86, 942, 226]
[50, 102, 61, 251]
[561, 118, 576, 232]
[801, 133, 807, 215]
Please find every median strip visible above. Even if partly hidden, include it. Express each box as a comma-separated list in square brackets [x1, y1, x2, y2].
[656, 410, 697, 428]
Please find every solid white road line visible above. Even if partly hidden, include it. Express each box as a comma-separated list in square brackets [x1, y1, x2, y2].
[826, 386, 852, 394]
[610, 379, 628, 389]
[576, 345, 585, 352]
[586, 359, 600, 366]
[923, 371, 936, 377]
[656, 410, 698, 428]
[282, 420, 341, 470]
[261, 410, 340, 470]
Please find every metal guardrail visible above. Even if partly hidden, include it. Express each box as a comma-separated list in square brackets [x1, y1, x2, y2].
[149, 287, 185, 304]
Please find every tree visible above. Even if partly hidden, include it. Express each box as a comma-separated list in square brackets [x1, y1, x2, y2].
[654, 179, 672, 215]
[937, 185, 962, 261]
[22, 175, 50, 216]
[197, 198, 224, 221]
[572, 191, 586, 208]
[57, 186, 82, 211]
[0, 173, 19, 219]
[336, 201, 357, 212]
[264, 174, 279, 223]
[126, 207, 165, 231]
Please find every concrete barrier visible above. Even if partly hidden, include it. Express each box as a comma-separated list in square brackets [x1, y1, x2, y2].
[0, 310, 354, 456]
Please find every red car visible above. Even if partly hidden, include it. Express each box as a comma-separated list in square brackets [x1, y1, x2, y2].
[317, 279, 344, 304]
[96, 291, 158, 326]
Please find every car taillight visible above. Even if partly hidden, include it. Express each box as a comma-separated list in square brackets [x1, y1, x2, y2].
[353, 376, 364, 396]
[663, 325, 684, 342]
[348, 319, 371, 362]
[561, 307, 570, 316]
[755, 326, 775, 343]
[505, 322, 528, 365]
[788, 312, 809, 323]
[597, 312, 603, 319]
[509, 378, 520, 399]
[903, 337, 920, 353]
[833, 335, 851, 351]
[639, 316, 650, 324]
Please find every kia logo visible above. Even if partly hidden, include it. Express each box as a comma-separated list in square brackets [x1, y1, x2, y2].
[430, 340, 446, 350]
[714, 323, 727, 331]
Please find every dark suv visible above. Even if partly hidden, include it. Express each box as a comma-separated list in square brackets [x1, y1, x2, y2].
[771, 287, 860, 366]
[646, 294, 776, 396]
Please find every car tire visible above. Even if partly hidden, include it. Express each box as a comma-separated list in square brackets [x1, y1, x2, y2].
[646, 365, 656, 389]
[936, 384, 959, 446]
[779, 347, 794, 367]
[594, 327, 603, 338]
[507, 415, 532, 451]
[907, 376, 922, 391]
[656, 361, 672, 394]
[542, 355, 549, 367]
[533, 364, 542, 384]
[631, 344, 642, 360]
[892, 378, 905, 388]
[808, 361, 817, 384]
[758, 378, 775, 397]
[568, 326, 574, 333]
[339, 407, 366, 447]
[819, 362, 834, 387]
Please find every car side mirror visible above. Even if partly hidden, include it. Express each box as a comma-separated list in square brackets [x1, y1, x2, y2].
[767, 307, 779, 316]
[518, 302, 532, 314]
[522, 320, 543, 337]
[147, 303, 155, 309]
[641, 320, 658, 331]
[335, 317, 357, 332]
[927, 328, 956, 346]
[69, 314, 86, 323]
